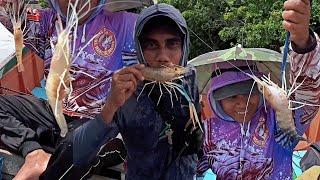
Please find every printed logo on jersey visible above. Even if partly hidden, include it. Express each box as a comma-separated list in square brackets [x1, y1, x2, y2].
[93, 27, 116, 57]
[253, 116, 269, 146]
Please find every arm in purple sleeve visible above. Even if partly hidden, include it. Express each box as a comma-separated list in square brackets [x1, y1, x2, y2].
[290, 32, 320, 133]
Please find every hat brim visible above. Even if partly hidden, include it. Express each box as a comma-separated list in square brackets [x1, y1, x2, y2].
[212, 80, 259, 100]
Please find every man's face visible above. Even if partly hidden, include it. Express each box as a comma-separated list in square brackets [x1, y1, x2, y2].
[140, 27, 183, 68]
[220, 93, 260, 123]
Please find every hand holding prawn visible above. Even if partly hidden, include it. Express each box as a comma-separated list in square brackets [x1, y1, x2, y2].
[108, 65, 145, 108]
[102, 64, 145, 124]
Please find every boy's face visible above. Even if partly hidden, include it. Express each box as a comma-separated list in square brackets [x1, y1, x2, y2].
[140, 27, 182, 68]
[220, 93, 260, 123]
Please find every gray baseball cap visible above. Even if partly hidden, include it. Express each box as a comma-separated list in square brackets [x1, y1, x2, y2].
[212, 80, 259, 100]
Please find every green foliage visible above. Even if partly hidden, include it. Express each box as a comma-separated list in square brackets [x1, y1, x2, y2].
[39, 0, 48, 8]
[160, 0, 230, 58]
[311, 0, 320, 32]
[158, 0, 320, 59]
[218, 0, 285, 51]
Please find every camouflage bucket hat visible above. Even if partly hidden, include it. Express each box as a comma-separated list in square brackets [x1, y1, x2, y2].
[188, 46, 290, 94]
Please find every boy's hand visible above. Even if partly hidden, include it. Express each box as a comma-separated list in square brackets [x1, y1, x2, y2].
[283, 0, 311, 49]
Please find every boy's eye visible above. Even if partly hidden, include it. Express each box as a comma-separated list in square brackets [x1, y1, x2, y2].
[225, 96, 236, 101]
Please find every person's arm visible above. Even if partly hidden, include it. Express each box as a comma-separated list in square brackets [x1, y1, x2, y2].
[282, 0, 320, 133]
[72, 112, 120, 166]
[290, 33, 320, 132]
[72, 64, 145, 166]
[41, 64, 145, 179]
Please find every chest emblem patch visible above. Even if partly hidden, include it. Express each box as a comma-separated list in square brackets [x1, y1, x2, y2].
[252, 116, 269, 147]
[93, 27, 116, 57]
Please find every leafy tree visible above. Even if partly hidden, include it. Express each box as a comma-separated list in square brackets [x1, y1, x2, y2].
[159, 0, 320, 58]
[219, 0, 319, 51]
[159, 0, 230, 58]
[311, 0, 320, 33]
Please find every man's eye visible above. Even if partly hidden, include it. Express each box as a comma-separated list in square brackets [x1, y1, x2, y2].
[167, 40, 181, 48]
[143, 42, 157, 49]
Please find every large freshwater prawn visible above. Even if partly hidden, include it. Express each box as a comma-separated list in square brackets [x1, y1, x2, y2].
[240, 66, 320, 152]
[137, 64, 203, 131]
[4, 0, 33, 72]
[45, 0, 92, 137]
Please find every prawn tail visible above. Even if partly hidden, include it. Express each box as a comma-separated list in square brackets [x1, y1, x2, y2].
[47, 91, 68, 137]
[14, 29, 25, 72]
[15, 48, 24, 72]
[274, 129, 296, 148]
[17, 64, 24, 72]
[274, 109, 298, 148]
[55, 100, 68, 137]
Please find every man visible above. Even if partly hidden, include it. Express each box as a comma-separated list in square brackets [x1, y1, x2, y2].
[0, 0, 137, 179]
[197, 0, 320, 179]
[41, 3, 203, 179]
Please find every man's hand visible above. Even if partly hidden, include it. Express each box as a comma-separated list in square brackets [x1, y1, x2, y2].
[102, 64, 145, 123]
[14, 149, 51, 180]
[283, 0, 311, 49]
